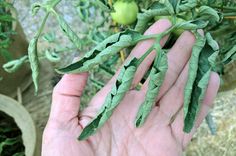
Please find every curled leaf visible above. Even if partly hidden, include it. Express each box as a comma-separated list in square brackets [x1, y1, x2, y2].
[56, 13, 82, 49]
[184, 33, 206, 119]
[135, 48, 168, 127]
[45, 50, 61, 63]
[177, 0, 197, 13]
[177, 20, 209, 30]
[56, 29, 143, 74]
[77, 7, 90, 22]
[28, 38, 40, 94]
[79, 58, 139, 140]
[184, 33, 219, 133]
[42, 32, 56, 43]
[135, 3, 169, 33]
[31, 3, 41, 16]
[198, 6, 220, 23]
[3, 56, 28, 73]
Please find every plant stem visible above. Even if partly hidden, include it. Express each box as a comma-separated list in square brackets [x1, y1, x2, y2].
[138, 25, 177, 42]
[137, 45, 155, 65]
[35, 12, 50, 38]
[136, 25, 177, 65]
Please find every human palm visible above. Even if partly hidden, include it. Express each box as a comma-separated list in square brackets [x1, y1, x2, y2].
[42, 19, 220, 156]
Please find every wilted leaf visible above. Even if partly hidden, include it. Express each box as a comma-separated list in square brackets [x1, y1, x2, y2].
[56, 13, 82, 49]
[198, 6, 220, 23]
[3, 56, 28, 73]
[135, 2, 169, 33]
[177, 20, 209, 30]
[28, 38, 40, 94]
[79, 58, 139, 140]
[177, 0, 197, 13]
[45, 50, 61, 63]
[184, 33, 219, 133]
[57, 29, 143, 74]
[135, 48, 168, 127]
[222, 45, 236, 64]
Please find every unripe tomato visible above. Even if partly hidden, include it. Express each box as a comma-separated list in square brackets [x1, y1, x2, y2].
[111, 1, 138, 25]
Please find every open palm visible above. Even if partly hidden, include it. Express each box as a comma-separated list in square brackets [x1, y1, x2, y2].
[42, 19, 220, 156]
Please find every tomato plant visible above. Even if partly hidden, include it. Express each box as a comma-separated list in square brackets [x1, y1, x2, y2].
[2, 0, 236, 142]
[111, 0, 138, 25]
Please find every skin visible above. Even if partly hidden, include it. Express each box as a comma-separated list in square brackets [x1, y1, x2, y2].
[42, 19, 220, 156]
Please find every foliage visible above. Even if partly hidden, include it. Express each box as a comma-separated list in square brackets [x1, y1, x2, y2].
[0, 0, 15, 62]
[0, 111, 25, 156]
[2, 0, 236, 140]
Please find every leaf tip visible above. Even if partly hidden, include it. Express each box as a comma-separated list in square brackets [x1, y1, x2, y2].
[135, 115, 144, 128]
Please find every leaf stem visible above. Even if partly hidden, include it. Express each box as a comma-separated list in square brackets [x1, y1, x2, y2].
[139, 25, 177, 41]
[136, 25, 177, 66]
[35, 12, 50, 39]
[137, 46, 155, 65]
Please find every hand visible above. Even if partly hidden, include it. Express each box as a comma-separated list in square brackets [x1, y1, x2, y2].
[42, 19, 220, 156]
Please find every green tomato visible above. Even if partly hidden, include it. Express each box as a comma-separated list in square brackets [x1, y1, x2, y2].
[111, 1, 138, 25]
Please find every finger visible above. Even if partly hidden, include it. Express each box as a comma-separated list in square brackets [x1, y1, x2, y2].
[142, 30, 203, 101]
[154, 63, 189, 126]
[170, 72, 220, 149]
[49, 73, 88, 123]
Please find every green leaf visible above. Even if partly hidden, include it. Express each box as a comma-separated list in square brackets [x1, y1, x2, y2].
[55, 13, 82, 49]
[135, 3, 169, 33]
[78, 58, 139, 140]
[184, 33, 206, 120]
[45, 49, 61, 63]
[0, 137, 21, 153]
[177, 20, 209, 30]
[168, 0, 180, 11]
[31, 3, 41, 15]
[42, 32, 56, 43]
[28, 38, 40, 94]
[3, 56, 28, 73]
[56, 29, 143, 74]
[177, 0, 197, 13]
[222, 45, 236, 64]
[184, 33, 219, 133]
[0, 15, 15, 22]
[93, 0, 111, 12]
[164, 0, 175, 14]
[198, 6, 220, 23]
[77, 7, 90, 22]
[135, 48, 168, 127]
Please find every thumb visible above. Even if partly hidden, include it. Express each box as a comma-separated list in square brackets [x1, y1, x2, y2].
[49, 73, 88, 123]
